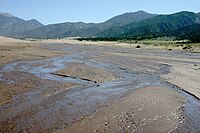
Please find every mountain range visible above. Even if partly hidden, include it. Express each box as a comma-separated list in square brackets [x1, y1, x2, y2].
[0, 12, 43, 36]
[98, 11, 200, 37]
[0, 11, 200, 42]
[16, 10, 156, 39]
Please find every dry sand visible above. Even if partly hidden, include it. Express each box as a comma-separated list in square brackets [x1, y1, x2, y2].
[161, 62, 200, 99]
[0, 36, 200, 132]
[0, 36, 69, 66]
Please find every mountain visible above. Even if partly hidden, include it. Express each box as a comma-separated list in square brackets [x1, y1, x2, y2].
[17, 11, 157, 39]
[172, 23, 200, 42]
[18, 22, 98, 39]
[0, 12, 13, 17]
[98, 10, 157, 29]
[197, 12, 200, 19]
[1, 11, 199, 41]
[97, 11, 199, 38]
[0, 12, 43, 36]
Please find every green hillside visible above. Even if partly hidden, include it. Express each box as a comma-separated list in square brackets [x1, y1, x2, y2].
[98, 11, 199, 39]
[1, 11, 199, 42]
[14, 11, 156, 39]
[172, 23, 200, 42]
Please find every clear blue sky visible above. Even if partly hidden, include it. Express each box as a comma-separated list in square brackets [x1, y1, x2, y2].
[1, 0, 200, 25]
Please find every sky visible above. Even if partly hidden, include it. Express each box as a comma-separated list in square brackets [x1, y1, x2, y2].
[0, 0, 200, 25]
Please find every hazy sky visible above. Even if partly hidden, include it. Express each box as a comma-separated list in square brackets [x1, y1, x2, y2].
[1, 0, 200, 24]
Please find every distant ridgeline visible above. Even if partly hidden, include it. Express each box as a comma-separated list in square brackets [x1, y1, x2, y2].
[79, 11, 200, 43]
[0, 11, 200, 42]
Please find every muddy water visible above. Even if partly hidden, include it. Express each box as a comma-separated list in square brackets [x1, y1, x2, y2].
[0, 43, 200, 132]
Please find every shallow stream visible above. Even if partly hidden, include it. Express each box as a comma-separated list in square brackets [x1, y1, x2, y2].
[0, 44, 200, 132]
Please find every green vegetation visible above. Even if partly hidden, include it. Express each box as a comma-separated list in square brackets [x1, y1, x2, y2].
[1, 11, 200, 42]
[97, 12, 200, 41]
[123, 39, 200, 52]
[77, 36, 157, 42]
[173, 24, 200, 43]
[78, 11, 200, 43]
[11, 11, 156, 39]
[77, 37, 200, 52]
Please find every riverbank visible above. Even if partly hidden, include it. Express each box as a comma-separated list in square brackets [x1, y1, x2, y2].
[0, 36, 69, 66]
[0, 36, 200, 132]
[55, 86, 185, 133]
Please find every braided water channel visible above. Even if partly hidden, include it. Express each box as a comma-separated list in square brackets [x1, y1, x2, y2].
[0, 43, 200, 132]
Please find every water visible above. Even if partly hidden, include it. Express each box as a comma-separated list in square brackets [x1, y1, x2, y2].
[0, 43, 200, 132]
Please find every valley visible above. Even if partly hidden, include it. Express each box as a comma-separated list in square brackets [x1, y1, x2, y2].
[0, 37, 200, 132]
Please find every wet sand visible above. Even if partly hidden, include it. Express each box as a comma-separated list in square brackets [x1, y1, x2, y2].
[0, 36, 200, 132]
[52, 62, 116, 84]
[56, 86, 185, 133]
[0, 71, 77, 105]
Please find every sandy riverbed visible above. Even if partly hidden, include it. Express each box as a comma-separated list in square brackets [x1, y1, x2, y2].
[56, 86, 185, 133]
[0, 36, 200, 132]
[52, 62, 117, 84]
[0, 36, 70, 66]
